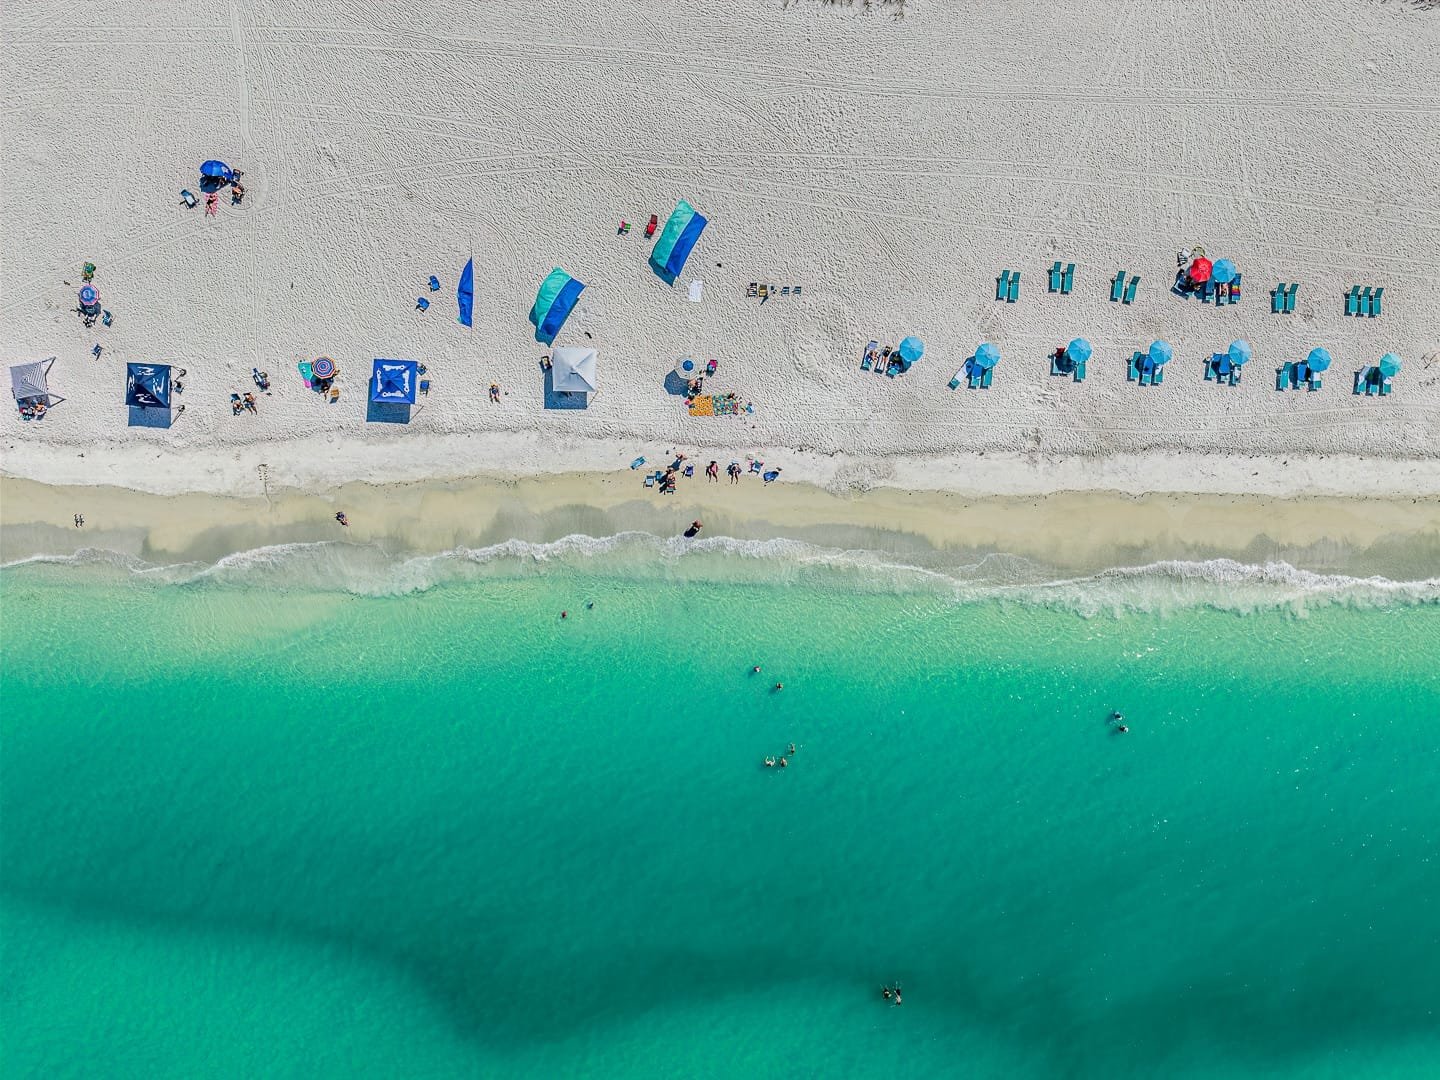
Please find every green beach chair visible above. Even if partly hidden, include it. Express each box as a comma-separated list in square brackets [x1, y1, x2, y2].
[1048, 261, 1063, 292]
[1368, 286, 1383, 317]
[1062, 263, 1075, 294]
[1358, 286, 1372, 317]
[1285, 283, 1299, 313]
[1007, 271, 1020, 303]
[1345, 285, 1361, 317]
[1074, 358, 1086, 382]
[996, 270, 1010, 301]
[1111, 271, 1126, 303]
[1122, 276, 1139, 304]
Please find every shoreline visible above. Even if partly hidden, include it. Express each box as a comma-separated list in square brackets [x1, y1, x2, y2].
[4, 467, 1439, 583]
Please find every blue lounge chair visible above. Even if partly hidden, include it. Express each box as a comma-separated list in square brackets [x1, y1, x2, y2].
[1073, 358, 1086, 382]
[1353, 368, 1373, 395]
[1308, 374, 1322, 392]
[643, 473, 658, 488]
[630, 457, 646, 469]
[416, 297, 430, 311]
[1345, 285, 1361, 317]
[861, 340, 877, 371]
[982, 367, 993, 389]
[1049, 351, 1066, 377]
[428, 275, 441, 291]
[1128, 352, 1143, 382]
[996, 270, 1010, 301]
[1272, 283, 1287, 314]
[1285, 282, 1299, 313]
[1152, 365, 1165, 385]
[1062, 263, 1074, 294]
[1111, 271, 1126, 303]
[1048, 261, 1063, 292]
[419, 379, 431, 395]
[1122, 276, 1139, 304]
[1007, 271, 1020, 303]
[181, 189, 197, 208]
[1369, 286, 1383, 316]
[1205, 355, 1220, 381]
[1276, 363, 1291, 391]
[1358, 286, 1372, 318]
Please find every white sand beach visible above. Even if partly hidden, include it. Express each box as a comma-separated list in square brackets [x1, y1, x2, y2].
[3, 0, 1439, 503]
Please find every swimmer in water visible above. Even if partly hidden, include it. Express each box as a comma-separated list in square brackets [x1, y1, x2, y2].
[561, 611, 568, 619]
[1111, 710, 1124, 722]
[774, 682, 783, 691]
[764, 756, 776, 768]
[779, 756, 788, 768]
[586, 601, 594, 609]
[753, 665, 761, 674]
[1116, 724, 1129, 734]
[788, 743, 796, 755]
[335, 512, 349, 527]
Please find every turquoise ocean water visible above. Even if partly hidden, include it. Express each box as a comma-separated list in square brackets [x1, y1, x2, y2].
[3, 536, 1439, 1078]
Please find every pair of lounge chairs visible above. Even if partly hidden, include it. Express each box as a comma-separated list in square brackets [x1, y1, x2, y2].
[947, 360, 994, 389]
[1205, 355, 1242, 386]
[1127, 352, 1165, 386]
[1110, 271, 1140, 304]
[1276, 363, 1321, 392]
[1344, 285, 1383, 317]
[995, 270, 1021, 303]
[1197, 277, 1241, 304]
[1049, 349, 1087, 382]
[1352, 367, 1393, 396]
[1047, 262, 1075, 294]
[1271, 282, 1300, 313]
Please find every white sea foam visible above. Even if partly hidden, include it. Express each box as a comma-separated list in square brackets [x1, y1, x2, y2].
[4, 535, 1437, 615]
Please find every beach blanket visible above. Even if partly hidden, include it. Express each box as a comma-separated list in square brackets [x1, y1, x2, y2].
[297, 361, 313, 388]
[688, 395, 714, 417]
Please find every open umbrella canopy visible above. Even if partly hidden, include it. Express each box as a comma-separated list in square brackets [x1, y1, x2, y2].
[1189, 257, 1213, 283]
[1211, 259, 1237, 284]
[1065, 338, 1093, 365]
[552, 346, 598, 394]
[898, 336, 924, 364]
[674, 356, 702, 378]
[312, 357, 336, 380]
[1227, 340, 1252, 367]
[1148, 340, 1174, 366]
[78, 285, 100, 309]
[1378, 352, 1403, 377]
[200, 160, 233, 180]
[1306, 347, 1333, 373]
[973, 342, 1000, 370]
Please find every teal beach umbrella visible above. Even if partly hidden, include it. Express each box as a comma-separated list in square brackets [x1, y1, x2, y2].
[1065, 338, 1092, 365]
[1378, 353, 1402, 377]
[973, 342, 1000, 370]
[1228, 340, 1252, 367]
[898, 337, 925, 364]
[1306, 347, 1332, 373]
[1148, 340, 1173, 366]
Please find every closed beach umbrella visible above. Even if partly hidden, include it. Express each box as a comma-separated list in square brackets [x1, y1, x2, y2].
[78, 285, 100, 309]
[973, 342, 1000, 370]
[200, 159, 233, 180]
[312, 357, 336, 379]
[674, 356, 701, 378]
[1378, 352, 1402, 377]
[1189, 257, 1213, 283]
[1065, 338, 1093, 366]
[898, 337, 925, 364]
[1148, 340, 1173, 366]
[1227, 340, 1252, 367]
[1306, 347, 1332, 373]
[1212, 259, 1237, 284]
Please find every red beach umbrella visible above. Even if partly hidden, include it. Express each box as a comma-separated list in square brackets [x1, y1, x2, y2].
[1189, 257, 1213, 283]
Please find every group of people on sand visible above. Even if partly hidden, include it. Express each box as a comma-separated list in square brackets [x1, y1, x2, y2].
[230, 391, 258, 416]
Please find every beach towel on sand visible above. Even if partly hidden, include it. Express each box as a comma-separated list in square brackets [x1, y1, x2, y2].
[298, 361, 313, 388]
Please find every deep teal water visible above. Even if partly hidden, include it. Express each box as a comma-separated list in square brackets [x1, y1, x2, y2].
[3, 546, 1439, 1078]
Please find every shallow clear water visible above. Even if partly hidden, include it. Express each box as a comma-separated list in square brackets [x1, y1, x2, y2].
[3, 542, 1439, 1077]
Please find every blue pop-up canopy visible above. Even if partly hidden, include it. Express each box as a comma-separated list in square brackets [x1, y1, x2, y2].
[530, 268, 586, 344]
[125, 363, 171, 408]
[370, 358, 418, 404]
[973, 342, 1000, 370]
[650, 200, 708, 282]
[457, 259, 474, 327]
[200, 160, 233, 181]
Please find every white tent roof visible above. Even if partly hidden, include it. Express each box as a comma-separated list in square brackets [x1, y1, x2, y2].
[10, 358, 53, 401]
[551, 346, 597, 393]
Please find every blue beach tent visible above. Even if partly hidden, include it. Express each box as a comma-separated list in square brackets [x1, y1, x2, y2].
[530, 268, 586, 344]
[457, 259, 474, 327]
[125, 363, 172, 408]
[650, 199, 708, 282]
[199, 160, 233, 181]
[370, 358, 419, 405]
[973, 342, 1000, 370]
[1306, 347, 1332, 373]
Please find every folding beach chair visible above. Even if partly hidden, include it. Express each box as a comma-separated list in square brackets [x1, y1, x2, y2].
[181, 189, 197, 208]
[1276, 364, 1291, 391]
[1061, 263, 1074, 294]
[780, 286, 790, 296]
[416, 297, 430, 311]
[1200, 280, 1215, 303]
[747, 283, 758, 298]
[1128, 352, 1143, 382]
[996, 270, 1010, 301]
[1272, 284, 1287, 314]
[949, 368, 965, 390]
[1345, 285, 1361, 317]
[1049, 349, 1066, 377]
[428, 275, 440, 291]
[1048, 261, 1063, 292]
[419, 379, 430, 396]
[1353, 368, 1372, 396]
[862, 341, 878, 371]
[1368, 286, 1383, 316]
[645, 214, 658, 238]
[1122, 276, 1139, 304]
[1205, 356, 1219, 381]
[792, 286, 802, 297]
[1152, 365, 1164, 385]
[1380, 377, 1393, 396]
[1111, 271, 1126, 303]
[1073, 358, 1087, 382]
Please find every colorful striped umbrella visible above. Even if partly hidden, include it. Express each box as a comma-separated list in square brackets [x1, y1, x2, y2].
[78, 285, 100, 309]
[312, 357, 336, 379]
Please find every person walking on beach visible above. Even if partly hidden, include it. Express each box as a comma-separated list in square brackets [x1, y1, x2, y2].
[336, 511, 349, 527]
[706, 460, 719, 482]
[727, 462, 741, 484]
[74, 514, 84, 528]
[489, 383, 501, 404]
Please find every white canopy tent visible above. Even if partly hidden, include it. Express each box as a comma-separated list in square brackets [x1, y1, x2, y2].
[551, 346, 597, 395]
[10, 357, 61, 405]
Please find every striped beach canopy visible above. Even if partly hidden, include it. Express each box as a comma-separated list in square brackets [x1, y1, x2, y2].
[650, 199, 708, 281]
[530, 268, 585, 344]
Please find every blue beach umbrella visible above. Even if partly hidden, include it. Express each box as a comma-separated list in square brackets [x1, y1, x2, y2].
[1378, 352, 1402, 377]
[1306, 347, 1332, 373]
[1212, 259, 1237, 284]
[200, 159, 233, 181]
[675, 356, 701, 378]
[1148, 340, 1173, 366]
[78, 285, 100, 310]
[898, 336, 925, 364]
[973, 342, 1000, 370]
[1065, 338, 1093, 366]
[1227, 340, 1252, 367]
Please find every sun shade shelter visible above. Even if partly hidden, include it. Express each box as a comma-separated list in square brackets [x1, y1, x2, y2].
[550, 346, 597, 395]
[11, 358, 62, 406]
[125, 363, 172, 408]
[650, 200, 708, 282]
[370, 358, 419, 405]
[1378, 352, 1402, 377]
[200, 159, 233, 181]
[457, 258, 474, 327]
[973, 342, 1000, 370]
[531, 268, 586, 344]
[1306, 347, 1333, 373]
